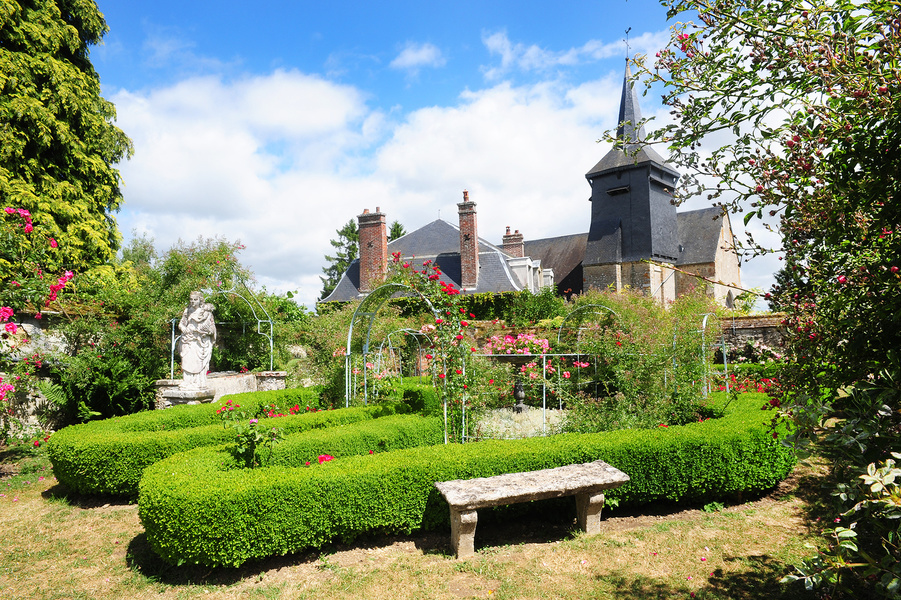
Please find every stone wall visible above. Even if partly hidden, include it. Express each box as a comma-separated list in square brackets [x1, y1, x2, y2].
[720, 314, 785, 350]
[154, 371, 287, 409]
[583, 261, 676, 303]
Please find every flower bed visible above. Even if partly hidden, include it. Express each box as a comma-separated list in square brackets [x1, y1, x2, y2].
[138, 392, 794, 567]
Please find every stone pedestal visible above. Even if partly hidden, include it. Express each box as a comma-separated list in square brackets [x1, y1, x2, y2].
[575, 491, 606, 535]
[450, 508, 479, 558]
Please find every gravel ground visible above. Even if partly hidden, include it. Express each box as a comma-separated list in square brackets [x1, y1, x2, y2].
[470, 407, 565, 440]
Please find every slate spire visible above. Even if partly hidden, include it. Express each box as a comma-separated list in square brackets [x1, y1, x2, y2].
[616, 59, 646, 152]
[585, 59, 674, 178]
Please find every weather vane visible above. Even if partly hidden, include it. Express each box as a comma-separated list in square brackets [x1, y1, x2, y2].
[624, 27, 632, 59]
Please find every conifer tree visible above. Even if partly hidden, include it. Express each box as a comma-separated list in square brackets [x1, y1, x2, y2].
[0, 0, 132, 274]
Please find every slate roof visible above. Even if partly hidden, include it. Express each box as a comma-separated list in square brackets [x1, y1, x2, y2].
[321, 219, 524, 302]
[675, 207, 728, 266]
[524, 232, 587, 285]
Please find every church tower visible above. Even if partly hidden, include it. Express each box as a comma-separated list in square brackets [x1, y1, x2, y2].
[582, 60, 680, 302]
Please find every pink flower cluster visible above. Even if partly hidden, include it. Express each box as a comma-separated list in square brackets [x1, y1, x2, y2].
[0, 378, 14, 407]
[4, 207, 33, 233]
[0, 306, 16, 334]
[46, 271, 75, 305]
[483, 333, 551, 355]
[215, 399, 241, 414]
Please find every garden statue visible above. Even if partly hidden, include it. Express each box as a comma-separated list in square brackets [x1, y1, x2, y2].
[513, 378, 528, 413]
[178, 291, 216, 390]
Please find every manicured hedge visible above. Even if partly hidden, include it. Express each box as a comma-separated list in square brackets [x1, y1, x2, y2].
[139, 393, 795, 567]
[47, 387, 399, 497]
[267, 414, 444, 465]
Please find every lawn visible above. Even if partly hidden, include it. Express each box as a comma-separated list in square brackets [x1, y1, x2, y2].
[0, 445, 827, 600]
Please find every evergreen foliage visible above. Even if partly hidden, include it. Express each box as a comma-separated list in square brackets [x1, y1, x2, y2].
[0, 0, 132, 273]
[46, 388, 388, 496]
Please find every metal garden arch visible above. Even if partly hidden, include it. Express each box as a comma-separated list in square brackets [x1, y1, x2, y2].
[343, 283, 439, 406]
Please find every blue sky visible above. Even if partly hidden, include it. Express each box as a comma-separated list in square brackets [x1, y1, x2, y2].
[91, 0, 779, 309]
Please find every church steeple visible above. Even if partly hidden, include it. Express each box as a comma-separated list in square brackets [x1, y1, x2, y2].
[586, 60, 674, 178]
[582, 58, 681, 275]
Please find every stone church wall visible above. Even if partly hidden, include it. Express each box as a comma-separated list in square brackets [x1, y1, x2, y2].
[583, 261, 676, 303]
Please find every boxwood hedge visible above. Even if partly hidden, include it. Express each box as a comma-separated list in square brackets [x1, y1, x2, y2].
[47, 388, 404, 497]
[139, 393, 795, 567]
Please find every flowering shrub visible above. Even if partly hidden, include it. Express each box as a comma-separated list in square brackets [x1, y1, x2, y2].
[559, 289, 719, 432]
[714, 338, 782, 365]
[715, 373, 778, 396]
[388, 253, 473, 440]
[637, 1, 901, 593]
[217, 399, 284, 468]
[0, 208, 76, 442]
[483, 333, 550, 355]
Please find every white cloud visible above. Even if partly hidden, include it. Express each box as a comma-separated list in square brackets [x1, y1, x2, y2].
[481, 30, 671, 80]
[143, 33, 195, 67]
[389, 42, 446, 72]
[112, 61, 777, 310]
[141, 28, 234, 75]
[371, 77, 623, 239]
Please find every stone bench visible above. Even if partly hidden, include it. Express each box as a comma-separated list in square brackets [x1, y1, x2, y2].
[434, 460, 630, 558]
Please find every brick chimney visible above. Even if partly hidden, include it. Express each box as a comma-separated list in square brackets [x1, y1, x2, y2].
[501, 226, 524, 258]
[357, 207, 388, 293]
[458, 190, 479, 290]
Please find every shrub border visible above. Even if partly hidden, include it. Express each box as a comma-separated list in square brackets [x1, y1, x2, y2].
[138, 393, 794, 567]
[47, 388, 389, 496]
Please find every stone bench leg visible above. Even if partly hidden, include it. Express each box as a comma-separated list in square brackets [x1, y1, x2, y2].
[450, 508, 478, 558]
[575, 492, 605, 535]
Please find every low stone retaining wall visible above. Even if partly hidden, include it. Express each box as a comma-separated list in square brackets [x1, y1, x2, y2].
[154, 371, 287, 409]
[721, 314, 785, 349]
